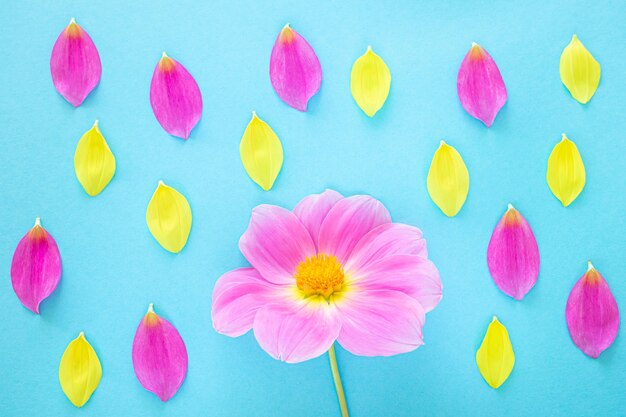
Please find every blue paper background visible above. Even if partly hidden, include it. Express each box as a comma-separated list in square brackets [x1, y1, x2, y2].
[1, 1, 625, 416]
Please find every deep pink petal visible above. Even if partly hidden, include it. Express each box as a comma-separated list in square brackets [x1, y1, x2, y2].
[487, 205, 540, 300]
[10, 219, 62, 314]
[239, 205, 316, 285]
[318, 195, 391, 264]
[336, 290, 425, 356]
[132, 305, 188, 402]
[50, 19, 101, 107]
[293, 189, 343, 247]
[457, 43, 507, 127]
[269, 25, 322, 111]
[566, 264, 620, 358]
[150, 53, 203, 140]
[253, 300, 341, 363]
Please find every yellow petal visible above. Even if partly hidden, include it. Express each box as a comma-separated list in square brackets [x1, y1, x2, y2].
[559, 35, 601, 104]
[146, 181, 192, 253]
[426, 140, 470, 217]
[476, 316, 515, 389]
[74, 120, 116, 196]
[59, 332, 102, 407]
[239, 112, 283, 191]
[546, 133, 586, 206]
[350, 46, 391, 117]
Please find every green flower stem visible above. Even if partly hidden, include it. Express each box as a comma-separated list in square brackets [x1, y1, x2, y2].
[328, 344, 349, 417]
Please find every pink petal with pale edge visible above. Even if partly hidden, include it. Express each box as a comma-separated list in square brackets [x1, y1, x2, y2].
[11, 222, 62, 314]
[293, 189, 343, 247]
[318, 195, 391, 264]
[566, 267, 619, 358]
[150, 55, 203, 139]
[50, 21, 102, 107]
[239, 205, 316, 285]
[270, 26, 322, 111]
[132, 308, 188, 401]
[336, 290, 425, 356]
[457, 44, 507, 127]
[253, 301, 341, 363]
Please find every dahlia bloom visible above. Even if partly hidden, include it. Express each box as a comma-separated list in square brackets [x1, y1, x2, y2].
[212, 190, 442, 363]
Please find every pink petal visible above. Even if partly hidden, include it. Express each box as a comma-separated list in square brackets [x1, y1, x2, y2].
[10, 218, 62, 314]
[336, 290, 425, 356]
[239, 205, 316, 285]
[50, 19, 102, 107]
[566, 263, 619, 358]
[132, 305, 188, 402]
[487, 204, 540, 300]
[457, 43, 507, 127]
[318, 195, 391, 264]
[293, 189, 343, 247]
[253, 300, 341, 363]
[269, 24, 322, 111]
[150, 53, 203, 140]
[212, 268, 283, 337]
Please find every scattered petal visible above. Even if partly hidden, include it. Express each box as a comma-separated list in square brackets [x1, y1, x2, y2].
[132, 304, 188, 401]
[476, 316, 515, 389]
[150, 52, 203, 139]
[350, 46, 391, 117]
[59, 332, 102, 407]
[487, 204, 540, 300]
[50, 18, 102, 107]
[457, 43, 507, 127]
[146, 181, 192, 253]
[427, 140, 470, 217]
[560, 35, 601, 104]
[546, 133, 586, 206]
[270, 24, 322, 111]
[74, 120, 116, 196]
[566, 262, 619, 358]
[239, 112, 284, 191]
[11, 217, 62, 314]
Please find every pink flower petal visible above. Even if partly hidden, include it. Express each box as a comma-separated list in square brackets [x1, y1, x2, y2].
[239, 205, 316, 285]
[10, 218, 62, 314]
[50, 19, 102, 107]
[150, 52, 203, 140]
[269, 24, 322, 111]
[487, 204, 540, 300]
[566, 263, 619, 358]
[293, 189, 343, 247]
[132, 304, 188, 402]
[318, 195, 391, 264]
[253, 300, 341, 363]
[336, 290, 425, 356]
[212, 268, 283, 337]
[457, 43, 507, 127]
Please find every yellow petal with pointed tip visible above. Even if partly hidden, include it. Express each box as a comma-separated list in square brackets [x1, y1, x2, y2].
[476, 316, 515, 389]
[560, 35, 601, 104]
[74, 120, 116, 196]
[350, 46, 391, 117]
[239, 112, 283, 191]
[426, 140, 469, 217]
[59, 332, 102, 407]
[146, 181, 192, 253]
[547, 134, 586, 207]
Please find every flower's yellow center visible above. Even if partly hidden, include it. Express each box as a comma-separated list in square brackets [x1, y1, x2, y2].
[294, 254, 345, 298]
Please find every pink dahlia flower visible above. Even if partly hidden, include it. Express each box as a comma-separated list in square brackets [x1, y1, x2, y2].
[212, 190, 442, 363]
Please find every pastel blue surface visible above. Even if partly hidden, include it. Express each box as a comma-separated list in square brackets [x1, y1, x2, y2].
[1, 1, 625, 416]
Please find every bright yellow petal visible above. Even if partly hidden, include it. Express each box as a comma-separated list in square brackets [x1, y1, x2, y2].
[350, 46, 391, 117]
[239, 112, 283, 191]
[546, 133, 586, 206]
[426, 140, 470, 217]
[146, 181, 192, 253]
[476, 316, 515, 389]
[74, 120, 116, 196]
[59, 332, 102, 407]
[559, 35, 601, 104]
